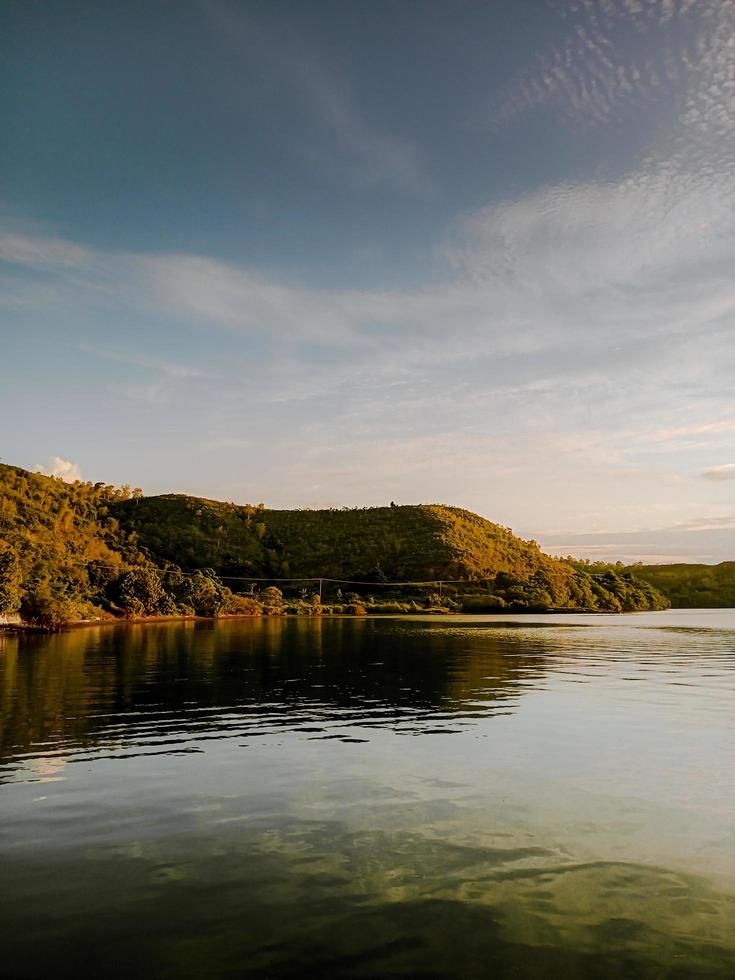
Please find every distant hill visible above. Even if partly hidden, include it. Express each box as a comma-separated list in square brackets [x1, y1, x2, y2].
[625, 562, 735, 608]
[0, 462, 669, 626]
[113, 494, 564, 580]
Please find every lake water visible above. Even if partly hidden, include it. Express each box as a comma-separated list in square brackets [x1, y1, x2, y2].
[1, 610, 734, 978]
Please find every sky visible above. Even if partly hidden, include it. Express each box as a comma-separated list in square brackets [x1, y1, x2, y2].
[1, 0, 734, 563]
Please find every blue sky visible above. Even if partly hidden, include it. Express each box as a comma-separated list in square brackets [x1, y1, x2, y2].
[1, 0, 734, 562]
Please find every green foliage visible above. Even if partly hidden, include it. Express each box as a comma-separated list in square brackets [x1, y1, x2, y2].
[622, 562, 735, 608]
[0, 544, 22, 613]
[222, 593, 261, 616]
[113, 497, 554, 582]
[365, 601, 413, 614]
[19, 581, 82, 630]
[112, 567, 167, 616]
[458, 595, 506, 612]
[259, 586, 284, 611]
[111, 495, 667, 611]
[0, 464, 262, 626]
[178, 572, 227, 617]
[0, 462, 673, 623]
[345, 602, 367, 615]
[0, 464, 132, 617]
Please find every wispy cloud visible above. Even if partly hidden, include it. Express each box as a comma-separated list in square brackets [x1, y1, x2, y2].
[537, 512, 735, 564]
[202, 1, 435, 197]
[2, 143, 733, 431]
[76, 344, 205, 405]
[3, 26, 734, 548]
[657, 418, 735, 440]
[0, 231, 93, 269]
[291, 61, 435, 197]
[78, 344, 204, 379]
[701, 463, 735, 481]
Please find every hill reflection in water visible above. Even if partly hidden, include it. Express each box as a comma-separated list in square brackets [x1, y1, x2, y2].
[0, 617, 559, 766]
[1, 614, 734, 978]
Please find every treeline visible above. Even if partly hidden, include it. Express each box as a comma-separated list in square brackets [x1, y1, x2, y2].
[622, 561, 735, 608]
[111, 495, 556, 582]
[113, 494, 668, 612]
[0, 463, 669, 628]
[0, 464, 264, 628]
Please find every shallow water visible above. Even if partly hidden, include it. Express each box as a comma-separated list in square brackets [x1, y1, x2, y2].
[1, 611, 734, 978]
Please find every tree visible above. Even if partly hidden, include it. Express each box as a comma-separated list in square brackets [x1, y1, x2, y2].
[0, 544, 22, 613]
[260, 586, 283, 613]
[181, 572, 226, 616]
[20, 581, 78, 629]
[112, 567, 166, 616]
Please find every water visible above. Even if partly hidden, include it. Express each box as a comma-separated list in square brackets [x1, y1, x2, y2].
[1, 610, 734, 978]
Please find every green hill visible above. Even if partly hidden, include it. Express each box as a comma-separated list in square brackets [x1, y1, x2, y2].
[624, 562, 735, 608]
[0, 464, 258, 626]
[0, 462, 669, 626]
[113, 494, 563, 581]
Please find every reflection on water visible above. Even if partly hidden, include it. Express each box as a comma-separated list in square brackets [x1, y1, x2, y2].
[1, 613, 734, 978]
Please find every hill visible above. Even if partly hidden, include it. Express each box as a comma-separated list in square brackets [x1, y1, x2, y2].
[624, 562, 735, 608]
[0, 464, 259, 626]
[113, 494, 563, 580]
[0, 462, 668, 626]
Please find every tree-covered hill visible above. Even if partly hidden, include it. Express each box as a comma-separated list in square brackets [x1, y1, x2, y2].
[112, 494, 561, 581]
[0, 464, 258, 626]
[111, 494, 667, 612]
[624, 562, 735, 608]
[0, 462, 670, 626]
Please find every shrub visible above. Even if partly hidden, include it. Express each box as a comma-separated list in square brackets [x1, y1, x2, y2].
[259, 586, 284, 613]
[20, 582, 79, 630]
[346, 602, 367, 615]
[180, 572, 226, 617]
[0, 545, 22, 614]
[111, 567, 167, 616]
[459, 595, 506, 612]
[366, 601, 411, 614]
[222, 593, 261, 616]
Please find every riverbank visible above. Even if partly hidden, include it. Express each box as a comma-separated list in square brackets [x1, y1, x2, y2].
[1, 603, 656, 634]
[0, 607, 452, 633]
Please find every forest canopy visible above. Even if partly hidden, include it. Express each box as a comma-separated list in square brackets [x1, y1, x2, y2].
[0, 463, 673, 627]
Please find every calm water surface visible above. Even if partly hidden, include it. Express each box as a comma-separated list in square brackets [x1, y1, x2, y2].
[1, 610, 734, 978]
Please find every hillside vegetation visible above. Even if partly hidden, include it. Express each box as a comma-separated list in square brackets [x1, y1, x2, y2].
[114, 495, 561, 580]
[0, 463, 669, 627]
[625, 562, 735, 608]
[0, 465, 258, 627]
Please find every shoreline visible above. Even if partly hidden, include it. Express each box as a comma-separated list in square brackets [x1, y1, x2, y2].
[0, 606, 667, 634]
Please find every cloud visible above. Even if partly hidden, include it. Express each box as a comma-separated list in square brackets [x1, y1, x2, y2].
[679, 1, 735, 157]
[0, 231, 93, 269]
[3, 27, 734, 546]
[77, 345, 205, 404]
[537, 512, 735, 563]
[2, 144, 734, 437]
[34, 457, 83, 482]
[202, 1, 434, 197]
[448, 165, 735, 296]
[701, 463, 735, 481]
[293, 63, 435, 197]
[657, 418, 735, 440]
[3, 72, 734, 372]
[492, 0, 730, 128]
